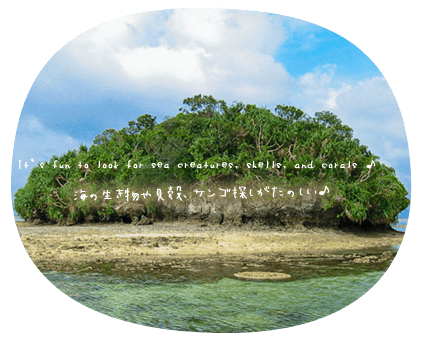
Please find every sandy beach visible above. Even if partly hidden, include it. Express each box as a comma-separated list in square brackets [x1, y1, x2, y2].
[16, 221, 404, 275]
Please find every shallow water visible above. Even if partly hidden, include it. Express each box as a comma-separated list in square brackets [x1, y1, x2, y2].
[43, 252, 394, 333]
[392, 218, 408, 232]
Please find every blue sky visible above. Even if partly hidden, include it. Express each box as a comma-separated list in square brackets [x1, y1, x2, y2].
[12, 9, 410, 217]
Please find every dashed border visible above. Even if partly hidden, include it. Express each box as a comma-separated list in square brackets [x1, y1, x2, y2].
[1, 1, 421, 343]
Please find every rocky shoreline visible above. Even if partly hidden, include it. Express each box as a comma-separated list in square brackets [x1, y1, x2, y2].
[28, 185, 396, 231]
[17, 221, 403, 277]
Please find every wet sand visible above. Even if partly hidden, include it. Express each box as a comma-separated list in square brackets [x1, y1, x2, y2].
[16, 221, 403, 274]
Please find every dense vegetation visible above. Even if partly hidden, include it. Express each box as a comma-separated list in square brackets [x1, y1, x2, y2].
[14, 95, 409, 225]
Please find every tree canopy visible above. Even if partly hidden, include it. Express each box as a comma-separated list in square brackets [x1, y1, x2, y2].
[14, 95, 410, 226]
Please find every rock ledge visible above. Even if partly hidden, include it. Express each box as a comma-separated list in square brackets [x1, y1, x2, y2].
[234, 271, 292, 281]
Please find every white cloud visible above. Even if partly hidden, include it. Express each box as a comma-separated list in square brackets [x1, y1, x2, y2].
[325, 84, 353, 109]
[292, 64, 351, 114]
[328, 75, 410, 191]
[59, 9, 293, 104]
[164, 9, 285, 54]
[116, 43, 208, 95]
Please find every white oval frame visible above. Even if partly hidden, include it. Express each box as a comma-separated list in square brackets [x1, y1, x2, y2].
[1, 1, 421, 343]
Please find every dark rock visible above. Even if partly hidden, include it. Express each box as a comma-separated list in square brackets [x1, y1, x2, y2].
[115, 202, 146, 224]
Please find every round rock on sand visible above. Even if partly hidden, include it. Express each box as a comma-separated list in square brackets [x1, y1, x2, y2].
[234, 271, 292, 281]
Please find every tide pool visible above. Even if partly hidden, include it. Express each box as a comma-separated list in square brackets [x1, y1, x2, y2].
[43, 262, 388, 333]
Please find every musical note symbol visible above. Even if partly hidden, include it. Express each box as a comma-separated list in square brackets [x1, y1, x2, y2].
[366, 160, 376, 169]
[319, 186, 329, 195]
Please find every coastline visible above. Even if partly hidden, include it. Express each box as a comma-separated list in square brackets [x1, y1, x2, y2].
[16, 221, 404, 275]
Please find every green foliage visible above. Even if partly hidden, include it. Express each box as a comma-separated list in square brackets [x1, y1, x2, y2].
[146, 200, 155, 215]
[14, 95, 410, 226]
[98, 201, 115, 222]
